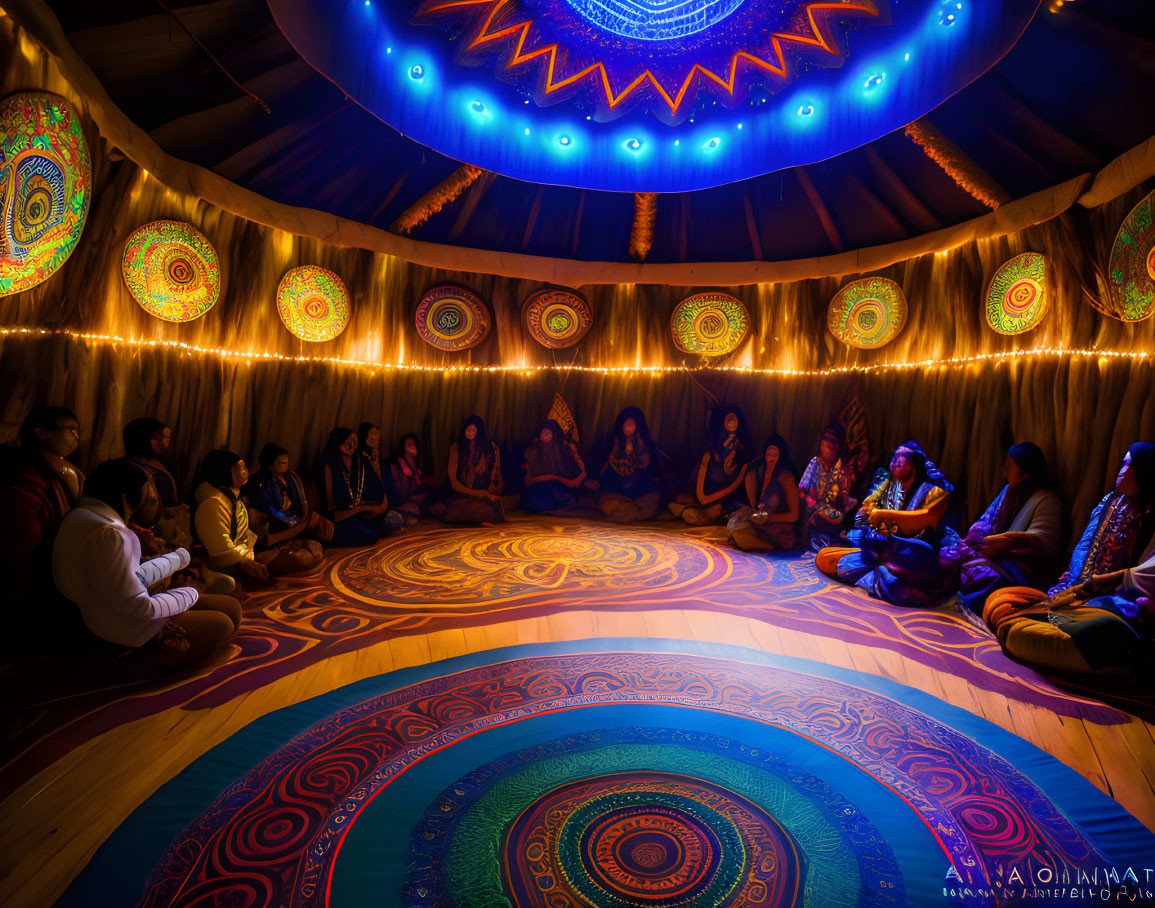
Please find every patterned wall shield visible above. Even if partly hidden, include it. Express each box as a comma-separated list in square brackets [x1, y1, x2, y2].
[1106, 189, 1155, 322]
[277, 265, 351, 342]
[415, 284, 491, 351]
[670, 292, 749, 357]
[0, 92, 91, 297]
[522, 287, 592, 349]
[122, 220, 221, 322]
[827, 277, 907, 349]
[984, 252, 1048, 335]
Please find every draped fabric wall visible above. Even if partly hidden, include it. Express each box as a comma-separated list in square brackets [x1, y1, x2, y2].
[2, 18, 1154, 535]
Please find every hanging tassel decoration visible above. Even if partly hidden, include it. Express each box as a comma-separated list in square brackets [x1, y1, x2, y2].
[904, 119, 1010, 210]
[629, 192, 657, 262]
[393, 164, 484, 234]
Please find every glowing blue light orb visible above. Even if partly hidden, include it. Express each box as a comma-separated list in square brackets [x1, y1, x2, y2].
[270, 0, 1040, 192]
[558, 135, 572, 146]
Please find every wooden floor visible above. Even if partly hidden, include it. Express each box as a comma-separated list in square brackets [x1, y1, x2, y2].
[2, 604, 1154, 907]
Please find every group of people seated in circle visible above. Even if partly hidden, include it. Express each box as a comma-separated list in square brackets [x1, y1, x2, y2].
[2, 402, 1152, 685]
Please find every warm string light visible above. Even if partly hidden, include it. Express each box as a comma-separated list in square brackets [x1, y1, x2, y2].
[0, 326, 1149, 378]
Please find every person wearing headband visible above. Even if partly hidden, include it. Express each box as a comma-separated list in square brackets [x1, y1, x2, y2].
[816, 440, 960, 607]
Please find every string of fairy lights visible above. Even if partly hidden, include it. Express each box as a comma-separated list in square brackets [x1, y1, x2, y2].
[0, 326, 1149, 378]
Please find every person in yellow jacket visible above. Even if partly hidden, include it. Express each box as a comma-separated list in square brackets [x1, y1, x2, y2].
[194, 450, 321, 582]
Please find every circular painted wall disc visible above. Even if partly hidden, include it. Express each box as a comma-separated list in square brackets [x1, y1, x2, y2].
[522, 288, 592, 349]
[0, 92, 91, 297]
[122, 220, 221, 322]
[277, 265, 351, 342]
[1107, 189, 1155, 322]
[670, 292, 749, 356]
[985, 252, 1048, 335]
[827, 277, 907, 349]
[415, 285, 491, 351]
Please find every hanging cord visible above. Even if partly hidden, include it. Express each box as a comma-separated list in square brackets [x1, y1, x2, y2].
[155, 0, 272, 114]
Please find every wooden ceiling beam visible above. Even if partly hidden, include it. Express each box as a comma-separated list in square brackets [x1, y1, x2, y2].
[793, 167, 844, 252]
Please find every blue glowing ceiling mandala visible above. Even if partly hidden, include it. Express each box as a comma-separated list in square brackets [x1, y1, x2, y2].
[268, 0, 1042, 191]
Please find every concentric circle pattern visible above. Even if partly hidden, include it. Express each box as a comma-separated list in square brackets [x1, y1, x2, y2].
[670, 293, 749, 357]
[277, 265, 351, 342]
[827, 278, 907, 349]
[415, 284, 491, 350]
[1107, 189, 1155, 322]
[523, 287, 593, 348]
[122, 220, 220, 322]
[139, 648, 1124, 908]
[0, 92, 91, 297]
[327, 521, 739, 611]
[985, 252, 1048, 335]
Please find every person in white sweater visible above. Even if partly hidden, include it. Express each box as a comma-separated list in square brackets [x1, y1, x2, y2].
[53, 460, 242, 667]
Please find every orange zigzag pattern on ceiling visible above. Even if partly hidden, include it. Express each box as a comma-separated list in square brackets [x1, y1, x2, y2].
[416, 0, 881, 115]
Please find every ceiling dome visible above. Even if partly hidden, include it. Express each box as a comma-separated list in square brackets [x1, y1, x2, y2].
[269, 0, 1040, 191]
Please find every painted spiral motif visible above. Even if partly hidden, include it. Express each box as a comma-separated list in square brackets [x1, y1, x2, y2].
[670, 292, 749, 356]
[827, 277, 907, 349]
[276, 265, 350, 342]
[415, 284, 491, 350]
[0, 92, 91, 297]
[122, 220, 220, 322]
[985, 252, 1048, 335]
[329, 522, 721, 609]
[523, 287, 593, 348]
[1106, 188, 1155, 322]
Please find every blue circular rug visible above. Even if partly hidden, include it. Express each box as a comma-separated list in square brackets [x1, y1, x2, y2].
[61, 640, 1155, 907]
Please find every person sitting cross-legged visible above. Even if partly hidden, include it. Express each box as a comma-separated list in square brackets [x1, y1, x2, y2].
[53, 460, 241, 667]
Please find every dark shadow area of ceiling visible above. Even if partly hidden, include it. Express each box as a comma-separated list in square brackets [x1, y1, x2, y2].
[42, 0, 1155, 264]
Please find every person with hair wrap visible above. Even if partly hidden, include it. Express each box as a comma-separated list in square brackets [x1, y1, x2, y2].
[53, 459, 241, 667]
[798, 422, 857, 548]
[983, 443, 1155, 675]
[817, 441, 961, 607]
[956, 442, 1064, 615]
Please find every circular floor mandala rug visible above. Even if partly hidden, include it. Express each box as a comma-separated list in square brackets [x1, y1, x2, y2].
[62, 642, 1155, 908]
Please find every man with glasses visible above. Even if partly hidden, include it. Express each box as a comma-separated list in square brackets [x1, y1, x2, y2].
[0, 406, 86, 654]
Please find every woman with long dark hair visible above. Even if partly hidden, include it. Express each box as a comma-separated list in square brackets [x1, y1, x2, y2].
[727, 434, 801, 552]
[670, 405, 754, 526]
[430, 415, 505, 524]
[389, 433, 433, 523]
[593, 406, 667, 522]
[521, 419, 587, 514]
[318, 428, 405, 546]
